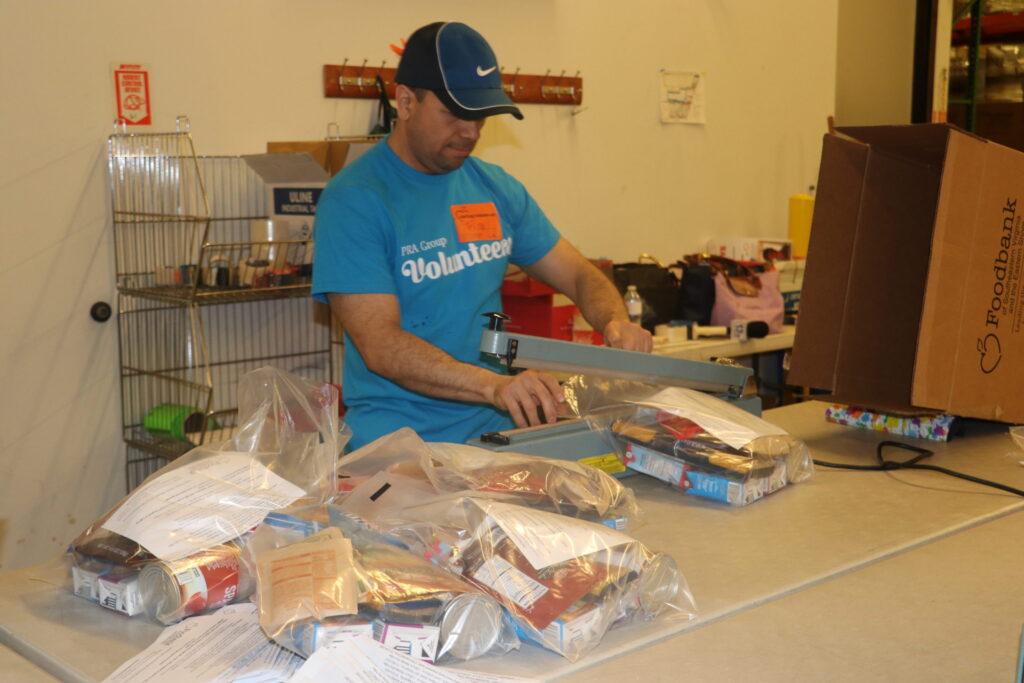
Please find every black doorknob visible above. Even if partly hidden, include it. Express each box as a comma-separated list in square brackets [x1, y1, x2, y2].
[90, 301, 112, 322]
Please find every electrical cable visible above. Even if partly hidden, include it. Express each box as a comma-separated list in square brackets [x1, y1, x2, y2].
[813, 440, 1024, 498]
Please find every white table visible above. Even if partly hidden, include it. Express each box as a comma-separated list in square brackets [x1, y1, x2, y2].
[0, 645, 58, 682]
[652, 325, 795, 362]
[2, 401, 1021, 681]
[560, 510, 1024, 682]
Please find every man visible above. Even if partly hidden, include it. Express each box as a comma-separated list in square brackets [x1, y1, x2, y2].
[313, 21, 651, 450]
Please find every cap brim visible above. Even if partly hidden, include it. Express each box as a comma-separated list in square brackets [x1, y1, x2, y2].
[436, 87, 524, 120]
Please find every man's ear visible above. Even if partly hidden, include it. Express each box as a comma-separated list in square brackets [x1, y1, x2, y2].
[394, 84, 416, 121]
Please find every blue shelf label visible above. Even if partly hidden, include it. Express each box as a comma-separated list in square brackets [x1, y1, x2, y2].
[273, 187, 323, 215]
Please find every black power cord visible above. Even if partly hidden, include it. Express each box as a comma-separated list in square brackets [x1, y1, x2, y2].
[813, 440, 1024, 498]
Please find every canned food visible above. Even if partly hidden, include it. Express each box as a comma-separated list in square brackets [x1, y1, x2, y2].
[375, 596, 449, 625]
[138, 544, 251, 625]
[437, 592, 505, 660]
[635, 552, 680, 617]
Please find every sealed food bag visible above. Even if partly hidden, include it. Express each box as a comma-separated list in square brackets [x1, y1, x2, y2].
[250, 506, 519, 663]
[450, 497, 696, 662]
[67, 366, 346, 619]
[68, 554, 145, 617]
[255, 526, 362, 652]
[137, 539, 256, 625]
[421, 442, 639, 530]
[336, 427, 434, 494]
[330, 505, 520, 666]
[232, 365, 349, 503]
[585, 383, 813, 506]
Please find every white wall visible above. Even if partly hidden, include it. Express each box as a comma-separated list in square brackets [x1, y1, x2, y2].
[0, 0, 838, 570]
[835, 0, 918, 126]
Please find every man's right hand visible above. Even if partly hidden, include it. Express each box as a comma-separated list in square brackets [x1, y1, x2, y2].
[487, 369, 565, 428]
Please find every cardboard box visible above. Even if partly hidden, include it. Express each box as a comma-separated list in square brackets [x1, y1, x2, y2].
[266, 138, 379, 177]
[789, 124, 1024, 422]
[502, 294, 576, 341]
[242, 154, 330, 267]
[243, 153, 329, 234]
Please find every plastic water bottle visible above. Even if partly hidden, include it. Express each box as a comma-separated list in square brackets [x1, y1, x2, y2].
[624, 285, 642, 324]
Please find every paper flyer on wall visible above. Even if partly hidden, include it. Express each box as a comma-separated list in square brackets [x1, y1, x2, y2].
[660, 70, 706, 124]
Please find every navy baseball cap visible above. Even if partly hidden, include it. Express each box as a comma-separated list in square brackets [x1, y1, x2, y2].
[395, 22, 523, 120]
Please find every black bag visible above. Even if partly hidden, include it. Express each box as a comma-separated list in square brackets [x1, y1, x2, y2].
[677, 259, 716, 325]
[612, 255, 680, 330]
[369, 76, 396, 135]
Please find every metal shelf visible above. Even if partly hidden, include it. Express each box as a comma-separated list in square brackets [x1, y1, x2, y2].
[108, 118, 334, 489]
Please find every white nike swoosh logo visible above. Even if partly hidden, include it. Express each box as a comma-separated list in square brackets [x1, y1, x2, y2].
[476, 65, 497, 77]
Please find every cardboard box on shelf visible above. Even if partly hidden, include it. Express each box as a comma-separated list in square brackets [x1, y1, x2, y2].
[266, 137, 380, 177]
[243, 153, 329, 229]
[789, 123, 1024, 423]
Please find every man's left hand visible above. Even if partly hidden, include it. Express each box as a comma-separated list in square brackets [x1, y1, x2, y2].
[602, 320, 653, 352]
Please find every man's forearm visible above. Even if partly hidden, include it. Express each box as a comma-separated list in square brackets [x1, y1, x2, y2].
[359, 328, 500, 404]
[570, 265, 630, 334]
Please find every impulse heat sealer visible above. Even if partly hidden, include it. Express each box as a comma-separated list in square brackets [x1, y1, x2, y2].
[467, 313, 760, 477]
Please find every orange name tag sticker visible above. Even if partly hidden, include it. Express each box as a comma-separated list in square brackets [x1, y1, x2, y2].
[451, 202, 503, 242]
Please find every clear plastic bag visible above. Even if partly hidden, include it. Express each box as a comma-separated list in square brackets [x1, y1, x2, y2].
[336, 427, 639, 530]
[249, 506, 520, 663]
[68, 366, 347, 622]
[422, 442, 639, 530]
[572, 378, 813, 506]
[450, 497, 695, 662]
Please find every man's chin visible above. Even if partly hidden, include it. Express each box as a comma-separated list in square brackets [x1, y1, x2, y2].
[437, 155, 470, 173]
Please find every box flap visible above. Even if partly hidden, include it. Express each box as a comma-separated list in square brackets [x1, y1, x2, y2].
[789, 134, 868, 390]
[790, 131, 943, 411]
[836, 123, 957, 169]
[829, 142, 941, 409]
[242, 153, 330, 183]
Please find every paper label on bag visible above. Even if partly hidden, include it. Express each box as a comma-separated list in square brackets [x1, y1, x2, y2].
[102, 452, 305, 561]
[643, 386, 787, 449]
[472, 499, 633, 570]
[472, 555, 549, 609]
[257, 527, 359, 632]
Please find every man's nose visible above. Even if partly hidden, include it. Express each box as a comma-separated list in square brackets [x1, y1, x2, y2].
[457, 118, 484, 141]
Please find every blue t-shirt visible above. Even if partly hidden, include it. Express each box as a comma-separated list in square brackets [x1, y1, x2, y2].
[312, 139, 560, 449]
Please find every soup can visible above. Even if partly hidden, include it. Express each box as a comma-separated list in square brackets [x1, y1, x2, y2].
[138, 544, 250, 625]
[437, 592, 506, 661]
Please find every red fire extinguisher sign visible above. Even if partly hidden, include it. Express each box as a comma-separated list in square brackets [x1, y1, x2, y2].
[113, 63, 152, 126]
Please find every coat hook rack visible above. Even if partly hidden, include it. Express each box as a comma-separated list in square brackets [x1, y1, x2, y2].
[323, 63, 583, 106]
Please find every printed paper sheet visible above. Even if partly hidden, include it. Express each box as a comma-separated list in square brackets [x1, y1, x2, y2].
[471, 499, 633, 570]
[102, 453, 306, 561]
[102, 604, 302, 683]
